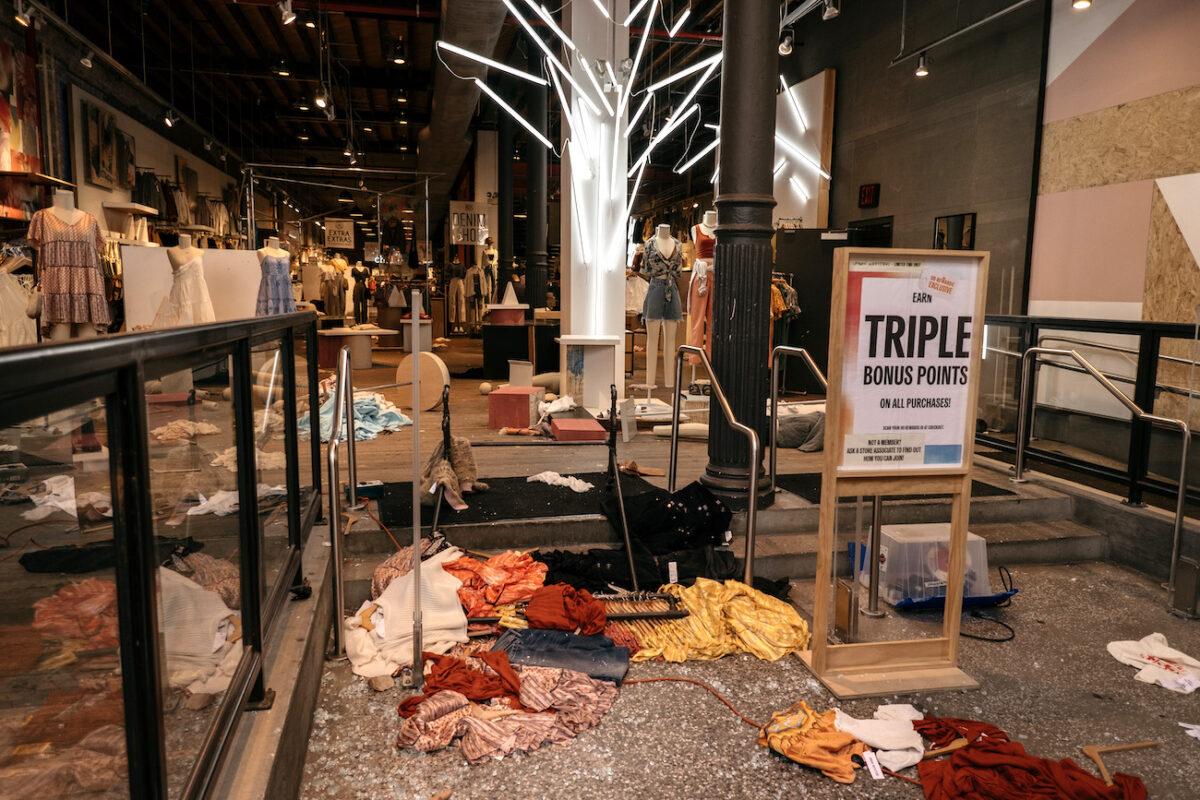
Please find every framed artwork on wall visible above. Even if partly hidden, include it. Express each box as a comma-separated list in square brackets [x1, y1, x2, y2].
[116, 129, 135, 190]
[82, 99, 116, 188]
[933, 212, 976, 250]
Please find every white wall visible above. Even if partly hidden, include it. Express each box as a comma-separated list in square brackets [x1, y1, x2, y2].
[70, 85, 238, 236]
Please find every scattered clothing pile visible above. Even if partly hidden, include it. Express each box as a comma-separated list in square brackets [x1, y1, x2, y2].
[1107, 632, 1200, 694]
[443, 551, 548, 617]
[150, 419, 219, 443]
[370, 536, 448, 599]
[625, 578, 810, 663]
[299, 390, 412, 443]
[21, 475, 112, 522]
[523, 583, 606, 635]
[210, 447, 287, 472]
[396, 650, 618, 764]
[601, 480, 732, 555]
[184, 484, 286, 517]
[494, 628, 629, 684]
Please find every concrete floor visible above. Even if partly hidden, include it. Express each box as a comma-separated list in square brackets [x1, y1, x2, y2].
[299, 561, 1200, 799]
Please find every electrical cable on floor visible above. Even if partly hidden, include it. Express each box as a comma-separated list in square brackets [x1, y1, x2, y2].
[624, 676, 763, 729]
[958, 565, 1016, 642]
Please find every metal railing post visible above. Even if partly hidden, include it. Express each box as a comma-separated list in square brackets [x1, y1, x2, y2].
[1012, 348, 1037, 483]
[409, 290, 424, 688]
[326, 345, 352, 658]
[768, 346, 829, 493]
[864, 495, 885, 617]
[343, 356, 361, 511]
[668, 344, 761, 584]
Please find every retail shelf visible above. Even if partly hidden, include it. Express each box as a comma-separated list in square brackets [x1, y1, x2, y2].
[102, 201, 159, 216]
[0, 170, 75, 189]
[113, 238, 160, 247]
[179, 224, 215, 233]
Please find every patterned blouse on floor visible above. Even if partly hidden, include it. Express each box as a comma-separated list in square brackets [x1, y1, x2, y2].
[26, 209, 110, 334]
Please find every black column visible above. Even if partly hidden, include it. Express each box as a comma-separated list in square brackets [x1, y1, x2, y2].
[525, 48, 548, 317]
[497, 110, 514, 294]
[702, 0, 778, 501]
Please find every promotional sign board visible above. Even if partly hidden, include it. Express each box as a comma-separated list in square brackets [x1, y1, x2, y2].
[836, 255, 980, 472]
[325, 218, 354, 249]
[800, 247, 989, 700]
[449, 201, 491, 246]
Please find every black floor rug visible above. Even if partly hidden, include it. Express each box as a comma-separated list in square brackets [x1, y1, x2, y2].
[774, 472, 1015, 504]
[378, 471, 657, 526]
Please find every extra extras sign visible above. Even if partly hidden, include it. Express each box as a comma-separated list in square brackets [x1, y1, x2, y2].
[835, 253, 985, 472]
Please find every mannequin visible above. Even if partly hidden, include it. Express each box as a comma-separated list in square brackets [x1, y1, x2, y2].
[447, 256, 466, 333]
[152, 233, 215, 328]
[687, 210, 717, 364]
[256, 235, 296, 316]
[27, 189, 108, 340]
[479, 236, 499, 301]
[350, 260, 371, 325]
[636, 224, 683, 387]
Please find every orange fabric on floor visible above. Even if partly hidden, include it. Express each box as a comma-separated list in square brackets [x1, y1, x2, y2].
[524, 583, 607, 635]
[444, 552, 548, 617]
[758, 700, 865, 784]
[397, 650, 524, 718]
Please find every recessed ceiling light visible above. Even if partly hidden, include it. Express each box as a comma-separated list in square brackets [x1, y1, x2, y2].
[338, 190, 353, 203]
[1072, 0, 1093, 8]
[305, 18, 317, 29]
[362, 125, 373, 133]
[298, 130, 310, 141]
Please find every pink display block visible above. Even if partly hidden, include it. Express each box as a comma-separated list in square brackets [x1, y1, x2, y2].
[487, 385, 544, 429]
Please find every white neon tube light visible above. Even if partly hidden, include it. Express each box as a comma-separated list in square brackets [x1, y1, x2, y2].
[789, 175, 809, 201]
[642, 51, 721, 94]
[623, 0, 651, 26]
[604, 60, 619, 88]
[624, 92, 653, 138]
[501, 0, 602, 116]
[773, 158, 786, 175]
[626, 159, 648, 220]
[531, 2, 576, 51]
[436, 41, 548, 85]
[629, 102, 698, 176]
[475, 78, 553, 150]
[578, 55, 615, 116]
[775, 132, 831, 179]
[589, 0, 611, 20]
[779, 74, 807, 132]
[704, 122, 719, 131]
[675, 136, 719, 173]
[668, 5, 692, 38]
[710, 166, 720, 184]
[547, 59, 577, 138]
[618, 0, 659, 117]
[664, 58, 718, 125]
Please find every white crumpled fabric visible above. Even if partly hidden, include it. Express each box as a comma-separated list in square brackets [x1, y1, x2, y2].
[344, 547, 468, 678]
[186, 485, 286, 517]
[834, 704, 925, 772]
[22, 475, 113, 521]
[537, 394, 576, 424]
[526, 470, 594, 493]
[159, 567, 241, 694]
[1107, 632, 1200, 694]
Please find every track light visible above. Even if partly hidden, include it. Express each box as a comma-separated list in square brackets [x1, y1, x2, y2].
[390, 39, 407, 66]
[343, 141, 354, 157]
[349, 205, 364, 218]
[218, 150, 227, 163]
[163, 108, 178, 128]
[203, 138, 213, 151]
[80, 50, 94, 69]
[314, 86, 330, 109]
[338, 190, 353, 204]
[822, 0, 840, 21]
[778, 28, 794, 56]
[1072, 0, 1092, 8]
[305, 18, 316, 28]
[395, 88, 408, 104]
[274, 60, 290, 77]
[297, 130, 310, 141]
[915, 52, 930, 77]
[277, 0, 296, 26]
[14, 0, 31, 27]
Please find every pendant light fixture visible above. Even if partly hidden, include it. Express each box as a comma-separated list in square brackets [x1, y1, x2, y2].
[914, 52, 930, 77]
[163, 108, 179, 128]
[80, 50, 94, 69]
[337, 190, 353, 204]
[274, 60, 291, 77]
[13, 0, 32, 27]
[390, 39, 407, 66]
[277, 0, 297, 26]
[822, 0, 840, 21]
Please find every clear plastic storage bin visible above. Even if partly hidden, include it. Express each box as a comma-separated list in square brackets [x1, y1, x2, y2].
[857, 522, 992, 605]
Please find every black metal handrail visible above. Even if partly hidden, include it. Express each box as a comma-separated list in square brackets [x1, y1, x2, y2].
[0, 311, 322, 800]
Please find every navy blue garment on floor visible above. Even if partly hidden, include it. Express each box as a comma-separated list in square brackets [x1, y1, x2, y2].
[493, 629, 630, 685]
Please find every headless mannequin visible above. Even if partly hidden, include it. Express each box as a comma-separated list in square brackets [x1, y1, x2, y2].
[46, 190, 95, 341]
[687, 210, 718, 369]
[168, 233, 202, 270]
[644, 223, 679, 388]
[258, 235, 288, 260]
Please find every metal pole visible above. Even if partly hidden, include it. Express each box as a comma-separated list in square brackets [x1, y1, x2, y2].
[410, 289, 424, 688]
[326, 346, 351, 658]
[668, 349, 685, 493]
[1168, 422, 1190, 613]
[863, 495, 885, 617]
[424, 178, 430, 274]
[245, 167, 256, 247]
[344, 357, 360, 511]
[1012, 349, 1035, 482]
[769, 349, 780, 494]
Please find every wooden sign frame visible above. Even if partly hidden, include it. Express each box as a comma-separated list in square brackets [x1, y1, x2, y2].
[798, 247, 990, 699]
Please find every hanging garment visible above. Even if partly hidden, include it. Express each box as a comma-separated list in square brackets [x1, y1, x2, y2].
[256, 254, 296, 316]
[0, 272, 36, 347]
[317, 267, 346, 320]
[448, 277, 466, 327]
[625, 273, 648, 313]
[686, 259, 713, 364]
[26, 209, 110, 335]
[152, 256, 216, 328]
[1107, 632, 1200, 694]
[464, 265, 485, 326]
[350, 265, 371, 325]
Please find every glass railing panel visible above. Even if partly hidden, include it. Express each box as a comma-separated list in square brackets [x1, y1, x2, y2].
[251, 339, 291, 607]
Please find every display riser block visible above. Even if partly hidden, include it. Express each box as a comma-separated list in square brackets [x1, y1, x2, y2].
[795, 649, 978, 700]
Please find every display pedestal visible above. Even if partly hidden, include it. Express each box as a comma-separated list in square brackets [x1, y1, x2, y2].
[402, 318, 432, 353]
[558, 334, 621, 411]
[483, 322, 561, 378]
[318, 327, 397, 369]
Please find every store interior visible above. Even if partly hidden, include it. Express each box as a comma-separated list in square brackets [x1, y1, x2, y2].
[0, 0, 1199, 798]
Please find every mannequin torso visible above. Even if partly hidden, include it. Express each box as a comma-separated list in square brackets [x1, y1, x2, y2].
[168, 234, 203, 270]
[654, 224, 677, 259]
[49, 190, 84, 226]
[258, 236, 289, 262]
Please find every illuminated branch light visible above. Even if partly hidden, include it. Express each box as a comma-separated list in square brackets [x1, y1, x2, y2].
[625, 92, 654, 138]
[779, 75, 807, 132]
[501, 0, 602, 116]
[629, 102, 699, 176]
[589, 0, 611, 20]
[704, 122, 719, 131]
[675, 137, 719, 174]
[436, 41, 547, 85]
[604, 60, 619, 88]
[626, 158, 648, 220]
[773, 158, 786, 175]
[578, 55, 615, 116]
[618, 0, 659, 117]
[668, 5, 691, 37]
[664, 59, 719, 125]
[530, 2, 576, 51]
[789, 175, 809, 201]
[643, 51, 721, 95]
[710, 166, 720, 184]
[623, 0, 650, 26]
[475, 78, 552, 150]
[775, 132, 831, 179]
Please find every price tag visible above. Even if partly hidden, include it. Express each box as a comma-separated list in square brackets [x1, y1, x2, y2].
[667, 561, 679, 584]
[862, 751, 884, 780]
